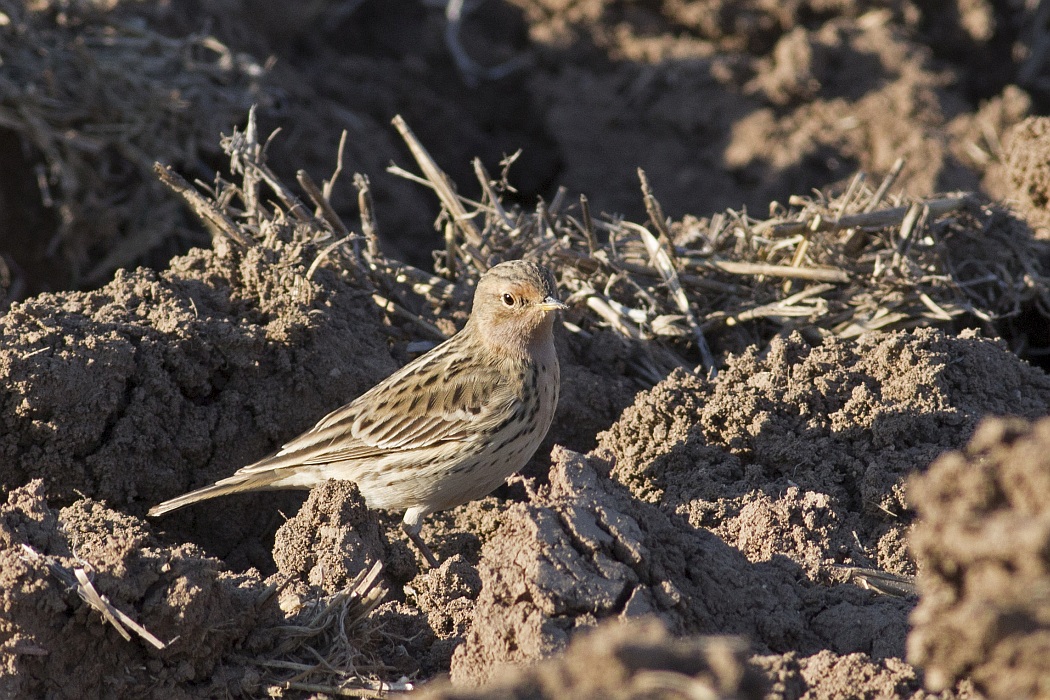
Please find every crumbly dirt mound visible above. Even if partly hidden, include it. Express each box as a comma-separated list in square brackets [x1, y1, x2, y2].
[4, 1, 1050, 697]
[908, 417, 1050, 698]
[449, 446, 909, 688]
[752, 650, 977, 700]
[5, 271, 1047, 696]
[0, 480, 270, 699]
[600, 329, 1050, 578]
[416, 617, 765, 700]
[415, 326, 1048, 697]
[990, 116, 1050, 234]
[0, 232, 636, 574]
[0, 242, 397, 569]
[515, 0, 1027, 225]
[272, 480, 394, 597]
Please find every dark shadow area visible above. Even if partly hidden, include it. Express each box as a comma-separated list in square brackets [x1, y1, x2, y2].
[1, 0, 1038, 299]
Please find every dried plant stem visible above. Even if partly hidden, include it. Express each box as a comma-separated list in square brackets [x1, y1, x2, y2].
[631, 222, 715, 370]
[298, 169, 351, 238]
[355, 174, 382, 259]
[770, 195, 969, 237]
[689, 260, 850, 283]
[267, 679, 411, 698]
[21, 544, 169, 650]
[473, 158, 514, 229]
[579, 195, 599, 254]
[720, 284, 836, 327]
[637, 168, 675, 250]
[372, 294, 448, 341]
[865, 157, 907, 213]
[391, 115, 488, 269]
[154, 164, 253, 248]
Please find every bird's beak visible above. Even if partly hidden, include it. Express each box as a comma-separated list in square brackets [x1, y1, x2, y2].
[537, 296, 568, 312]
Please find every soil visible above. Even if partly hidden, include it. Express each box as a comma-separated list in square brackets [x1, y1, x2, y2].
[909, 417, 1050, 699]
[3, 0, 1050, 698]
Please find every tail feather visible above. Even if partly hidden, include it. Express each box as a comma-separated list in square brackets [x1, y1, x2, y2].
[148, 471, 286, 517]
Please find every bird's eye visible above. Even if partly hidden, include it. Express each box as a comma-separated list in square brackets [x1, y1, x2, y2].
[501, 293, 515, 306]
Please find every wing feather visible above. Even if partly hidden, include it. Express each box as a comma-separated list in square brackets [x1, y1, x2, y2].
[233, 335, 519, 475]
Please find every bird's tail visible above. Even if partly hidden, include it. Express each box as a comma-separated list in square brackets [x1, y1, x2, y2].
[148, 471, 285, 517]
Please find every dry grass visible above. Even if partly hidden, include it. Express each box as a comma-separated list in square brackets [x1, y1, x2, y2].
[159, 109, 1050, 390]
[0, 1, 268, 286]
[386, 121, 1050, 379]
[20, 544, 169, 650]
[244, 562, 406, 697]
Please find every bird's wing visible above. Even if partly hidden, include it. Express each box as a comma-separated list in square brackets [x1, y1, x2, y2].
[235, 339, 517, 474]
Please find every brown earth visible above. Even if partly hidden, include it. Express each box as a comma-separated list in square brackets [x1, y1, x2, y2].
[4, 278, 1047, 696]
[988, 116, 1050, 235]
[909, 417, 1050, 699]
[3, 0, 1050, 698]
[0, 480, 273, 698]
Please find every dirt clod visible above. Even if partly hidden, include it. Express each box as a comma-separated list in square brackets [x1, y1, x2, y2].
[272, 480, 389, 597]
[419, 617, 765, 700]
[909, 416, 1050, 698]
[0, 481, 271, 699]
[994, 116, 1050, 234]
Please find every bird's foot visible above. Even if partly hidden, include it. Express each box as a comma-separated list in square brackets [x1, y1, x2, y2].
[402, 521, 440, 569]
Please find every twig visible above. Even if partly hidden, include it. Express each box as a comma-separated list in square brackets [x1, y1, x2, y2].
[307, 235, 359, 280]
[324, 130, 349, 201]
[472, 158, 514, 229]
[372, 294, 447, 341]
[22, 544, 169, 650]
[390, 115, 488, 269]
[720, 284, 835, 327]
[686, 259, 849, 283]
[917, 292, 957, 321]
[889, 201, 929, 276]
[637, 168, 675, 250]
[298, 169, 351, 238]
[631, 222, 715, 370]
[585, 294, 644, 340]
[769, 195, 970, 237]
[836, 172, 866, 220]
[864, 157, 907, 213]
[225, 112, 311, 223]
[354, 174, 381, 260]
[154, 163, 253, 248]
[268, 679, 411, 698]
[544, 187, 566, 218]
[579, 195, 599, 255]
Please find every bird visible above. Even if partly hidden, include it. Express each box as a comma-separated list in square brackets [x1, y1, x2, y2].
[149, 260, 567, 567]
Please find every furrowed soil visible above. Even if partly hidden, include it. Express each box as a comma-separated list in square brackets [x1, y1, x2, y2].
[2, 0, 1050, 698]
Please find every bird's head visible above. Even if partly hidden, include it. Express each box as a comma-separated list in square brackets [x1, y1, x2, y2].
[467, 260, 567, 356]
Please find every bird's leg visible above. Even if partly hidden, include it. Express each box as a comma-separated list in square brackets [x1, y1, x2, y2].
[402, 511, 439, 568]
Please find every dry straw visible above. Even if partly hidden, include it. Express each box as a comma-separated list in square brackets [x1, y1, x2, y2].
[0, 1, 267, 286]
[246, 562, 402, 697]
[160, 109, 1050, 387]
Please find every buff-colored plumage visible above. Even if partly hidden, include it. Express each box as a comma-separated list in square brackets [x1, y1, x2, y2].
[149, 260, 566, 566]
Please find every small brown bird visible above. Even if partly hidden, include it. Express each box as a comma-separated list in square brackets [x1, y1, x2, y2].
[150, 260, 566, 566]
